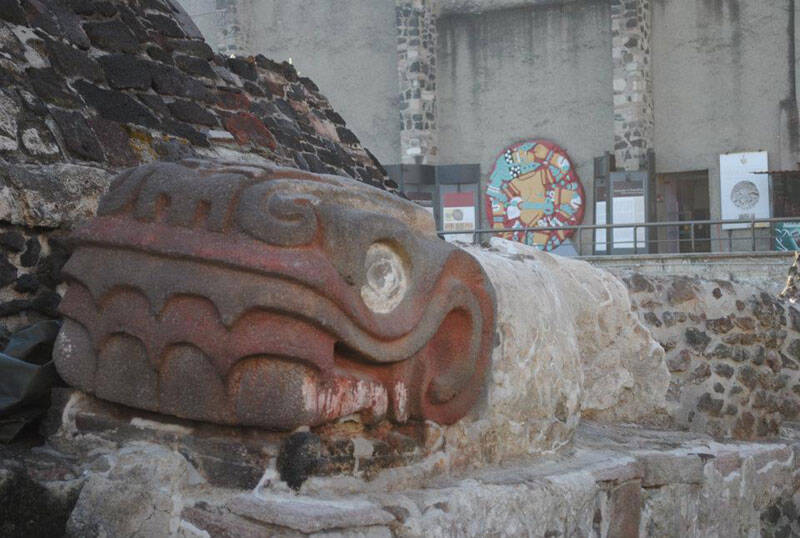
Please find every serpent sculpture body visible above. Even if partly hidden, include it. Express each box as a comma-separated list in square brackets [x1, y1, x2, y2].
[54, 160, 496, 430]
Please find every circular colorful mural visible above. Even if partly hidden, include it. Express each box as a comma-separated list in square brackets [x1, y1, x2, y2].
[484, 140, 585, 251]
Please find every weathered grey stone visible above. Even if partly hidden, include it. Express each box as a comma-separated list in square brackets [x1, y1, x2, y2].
[688, 363, 711, 383]
[667, 350, 691, 372]
[20, 124, 60, 157]
[707, 316, 734, 334]
[714, 363, 734, 378]
[0, 163, 111, 228]
[607, 479, 642, 538]
[0, 91, 19, 152]
[685, 328, 710, 351]
[98, 54, 153, 90]
[50, 109, 104, 162]
[0, 230, 24, 252]
[668, 278, 697, 305]
[451, 238, 669, 464]
[626, 273, 654, 293]
[82, 20, 139, 53]
[737, 366, 758, 390]
[44, 39, 103, 81]
[74, 80, 159, 128]
[228, 495, 396, 534]
[697, 393, 724, 416]
[66, 443, 204, 537]
[644, 311, 662, 327]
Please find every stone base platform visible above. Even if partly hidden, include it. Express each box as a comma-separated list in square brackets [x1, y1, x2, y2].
[42, 388, 429, 490]
[3, 389, 797, 536]
[181, 423, 800, 537]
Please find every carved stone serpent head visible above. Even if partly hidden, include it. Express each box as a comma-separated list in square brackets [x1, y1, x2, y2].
[54, 160, 496, 429]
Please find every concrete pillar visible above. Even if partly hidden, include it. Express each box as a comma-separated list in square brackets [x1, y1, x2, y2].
[611, 0, 654, 171]
[396, 0, 438, 164]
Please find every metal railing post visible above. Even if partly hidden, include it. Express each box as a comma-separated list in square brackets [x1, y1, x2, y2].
[751, 216, 756, 251]
[690, 223, 695, 253]
[576, 228, 582, 254]
[633, 225, 638, 254]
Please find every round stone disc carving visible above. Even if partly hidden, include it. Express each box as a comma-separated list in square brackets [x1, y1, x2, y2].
[485, 140, 585, 251]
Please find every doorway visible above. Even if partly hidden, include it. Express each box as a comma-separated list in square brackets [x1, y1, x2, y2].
[655, 170, 710, 253]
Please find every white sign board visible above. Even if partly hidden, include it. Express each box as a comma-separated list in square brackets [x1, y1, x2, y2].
[612, 195, 646, 249]
[443, 206, 475, 243]
[595, 201, 607, 251]
[720, 152, 769, 229]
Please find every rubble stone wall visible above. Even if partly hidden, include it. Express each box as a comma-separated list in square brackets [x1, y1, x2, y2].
[622, 271, 800, 440]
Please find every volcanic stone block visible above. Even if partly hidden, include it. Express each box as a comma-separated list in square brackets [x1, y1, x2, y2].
[714, 363, 734, 378]
[226, 57, 257, 81]
[216, 88, 250, 111]
[55, 160, 496, 430]
[167, 98, 217, 126]
[14, 273, 39, 294]
[160, 119, 208, 147]
[82, 20, 139, 53]
[70, 0, 118, 16]
[174, 54, 217, 79]
[27, 68, 80, 107]
[0, 231, 23, 252]
[20, 237, 40, 267]
[223, 113, 275, 148]
[0, 256, 17, 287]
[98, 54, 152, 89]
[707, 316, 734, 334]
[50, 109, 104, 161]
[337, 126, 360, 145]
[74, 80, 158, 128]
[146, 45, 173, 64]
[118, 5, 148, 40]
[44, 39, 103, 81]
[87, 117, 138, 167]
[145, 13, 185, 38]
[668, 278, 697, 305]
[737, 366, 758, 390]
[150, 62, 211, 101]
[697, 393, 724, 416]
[0, 0, 25, 24]
[685, 327, 710, 352]
[165, 39, 213, 60]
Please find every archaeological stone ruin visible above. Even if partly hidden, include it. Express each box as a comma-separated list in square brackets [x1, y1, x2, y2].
[2, 1, 800, 537]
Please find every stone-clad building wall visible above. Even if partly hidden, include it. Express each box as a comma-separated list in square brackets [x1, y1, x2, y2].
[622, 272, 800, 440]
[611, 0, 653, 171]
[396, 0, 438, 164]
[0, 0, 391, 330]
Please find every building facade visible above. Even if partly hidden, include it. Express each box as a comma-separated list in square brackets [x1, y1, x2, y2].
[179, 0, 800, 254]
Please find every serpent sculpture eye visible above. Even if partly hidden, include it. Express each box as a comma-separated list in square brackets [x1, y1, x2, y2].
[361, 242, 408, 314]
[54, 159, 496, 430]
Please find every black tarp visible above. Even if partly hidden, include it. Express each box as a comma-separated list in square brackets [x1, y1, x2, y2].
[0, 321, 61, 442]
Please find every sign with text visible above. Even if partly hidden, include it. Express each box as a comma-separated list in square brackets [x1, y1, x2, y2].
[720, 152, 769, 229]
[443, 192, 475, 243]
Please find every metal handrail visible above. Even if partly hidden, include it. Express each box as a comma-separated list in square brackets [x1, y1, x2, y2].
[437, 216, 800, 255]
